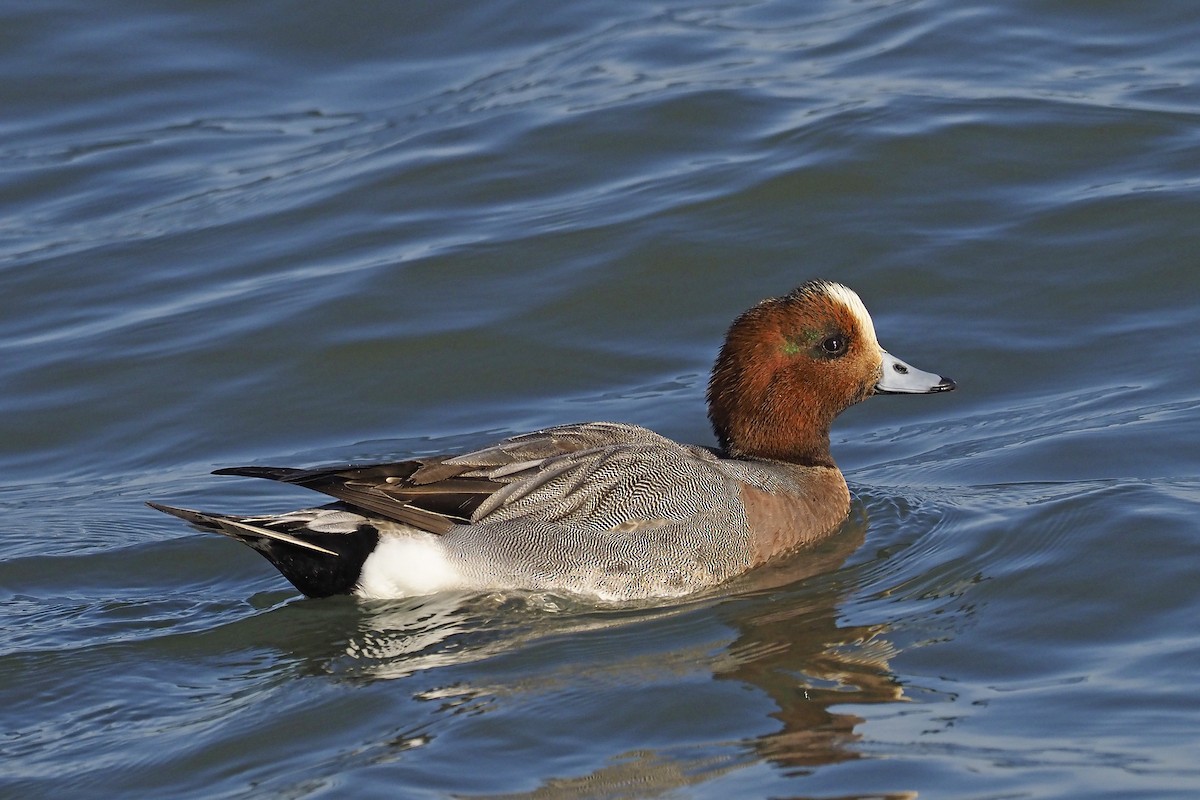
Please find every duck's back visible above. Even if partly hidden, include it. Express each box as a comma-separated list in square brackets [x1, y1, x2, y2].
[428, 425, 753, 599]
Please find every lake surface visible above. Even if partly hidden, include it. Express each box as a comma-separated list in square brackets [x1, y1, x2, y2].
[3, 1, 1199, 797]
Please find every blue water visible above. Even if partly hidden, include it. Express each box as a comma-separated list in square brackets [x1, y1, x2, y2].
[3, 1, 1200, 797]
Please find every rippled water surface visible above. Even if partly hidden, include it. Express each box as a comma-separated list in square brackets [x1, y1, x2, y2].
[3, 1, 1199, 798]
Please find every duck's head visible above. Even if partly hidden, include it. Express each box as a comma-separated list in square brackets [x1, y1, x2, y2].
[707, 280, 955, 466]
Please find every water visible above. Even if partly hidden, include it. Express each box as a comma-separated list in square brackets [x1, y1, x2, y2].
[3, 0, 1199, 797]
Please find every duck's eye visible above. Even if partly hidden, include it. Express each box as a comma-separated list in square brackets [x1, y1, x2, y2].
[821, 335, 846, 356]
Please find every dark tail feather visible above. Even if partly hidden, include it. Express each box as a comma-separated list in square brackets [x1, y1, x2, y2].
[147, 502, 378, 598]
[147, 501, 224, 531]
[147, 502, 336, 554]
[211, 466, 309, 481]
[207, 462, 461, 535]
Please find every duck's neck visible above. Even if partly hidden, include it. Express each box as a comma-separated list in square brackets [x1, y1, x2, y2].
[725, 424, 837, 470]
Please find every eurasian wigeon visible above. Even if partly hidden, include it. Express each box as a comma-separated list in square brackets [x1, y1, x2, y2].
[150, 280, 954, 601]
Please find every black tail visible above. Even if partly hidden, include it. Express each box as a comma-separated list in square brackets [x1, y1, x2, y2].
[211, 466, 311, 481]
[147, 502, 379, 598]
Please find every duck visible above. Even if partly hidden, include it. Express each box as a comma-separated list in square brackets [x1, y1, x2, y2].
[149, 280, 954, 602]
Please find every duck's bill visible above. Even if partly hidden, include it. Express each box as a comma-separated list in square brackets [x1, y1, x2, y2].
[875, 350, 957, 394]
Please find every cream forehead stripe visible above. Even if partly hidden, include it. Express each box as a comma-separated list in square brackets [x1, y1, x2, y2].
[822, 282, 879, 350]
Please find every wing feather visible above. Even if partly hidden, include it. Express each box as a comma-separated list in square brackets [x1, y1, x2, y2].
[206, 423, 729, 536]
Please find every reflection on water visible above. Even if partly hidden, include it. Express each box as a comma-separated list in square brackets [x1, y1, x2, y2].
[468, 748, 752, 800]
[715, 507, 904, 775]
[283, 508, 915, 794]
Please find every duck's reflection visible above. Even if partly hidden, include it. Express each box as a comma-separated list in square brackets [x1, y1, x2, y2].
[713, 509, 903, 772]
[305, 506, 908, 796]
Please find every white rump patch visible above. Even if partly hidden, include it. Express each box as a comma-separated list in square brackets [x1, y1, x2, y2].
[355, 533, 467, 599]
